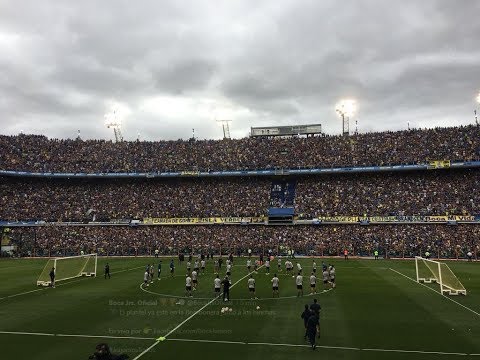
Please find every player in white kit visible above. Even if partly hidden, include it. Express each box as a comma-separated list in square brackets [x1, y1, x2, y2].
[185, 275, 192, 297]
[214, 274, 222, 296]
[310, 272, 317, 294]
[191, 270, 198, 290]
[296, 273, 304, 297]
[271, 274, 280, 297]
[247, 275, 257, 299]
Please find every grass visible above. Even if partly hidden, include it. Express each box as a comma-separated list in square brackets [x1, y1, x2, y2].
[0, 256, 479, 360]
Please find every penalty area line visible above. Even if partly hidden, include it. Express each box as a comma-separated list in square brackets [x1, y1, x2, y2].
[389, 268, 480, 317]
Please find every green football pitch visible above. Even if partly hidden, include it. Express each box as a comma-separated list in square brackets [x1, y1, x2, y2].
[0, 257, 479, 359]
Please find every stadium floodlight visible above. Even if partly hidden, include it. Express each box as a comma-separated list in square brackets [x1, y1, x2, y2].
[336, 99, 357, 136]
[104, 110, 124, 142]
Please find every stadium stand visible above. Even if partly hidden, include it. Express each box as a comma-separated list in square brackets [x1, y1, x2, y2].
[0, 125, 479, 172]
[5, 224, 479, 259]
[1, 125, 479, 259]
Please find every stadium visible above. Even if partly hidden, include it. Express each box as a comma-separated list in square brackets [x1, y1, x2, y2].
[1, 123, 480, 359]
[1, 1, 480, 359]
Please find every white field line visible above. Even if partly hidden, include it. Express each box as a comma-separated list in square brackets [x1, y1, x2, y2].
[0, 265, 145, 301]
[389, 268, 480, 317]
[0, 330, 155, 341]
[132, 265, 265, 360]
[0, 331, 474, 356]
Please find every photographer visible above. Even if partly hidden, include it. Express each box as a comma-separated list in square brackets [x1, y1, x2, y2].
[88, 343, 129, 360]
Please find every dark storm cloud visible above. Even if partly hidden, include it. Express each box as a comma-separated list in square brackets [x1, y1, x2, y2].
[0, 0, 479, 140]
[152, 59, 218, 94]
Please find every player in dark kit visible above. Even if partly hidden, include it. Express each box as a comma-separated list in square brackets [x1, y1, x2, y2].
[306, 312, 320, 349]
[170, 259, 175, 277]
[301, 304, 312, 340]
[49, 267, 55, 288]
[222, 276, 231, 301]
[310, 298, 321, 315]
[104, 263, 111, 279]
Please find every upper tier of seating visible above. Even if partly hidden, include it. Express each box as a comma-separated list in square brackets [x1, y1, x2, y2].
[1, 125, 478, 173]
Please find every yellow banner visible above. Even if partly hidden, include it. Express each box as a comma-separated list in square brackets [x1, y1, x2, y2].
[428, 160, 451, 169]
[316, 216, 359, 223]
[143, 217, 265, 225]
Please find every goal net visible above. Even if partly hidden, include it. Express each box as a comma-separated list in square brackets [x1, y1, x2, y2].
[415, 256, 466, 295]
[37, 254, 97, 286]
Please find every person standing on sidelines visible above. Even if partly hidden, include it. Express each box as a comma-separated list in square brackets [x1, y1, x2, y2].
[49, 267, 56, 288]
[104, 263, 111, 279]
[467, 251, 473, 262]
[157, 260, 162, 280]
[374, 250, 379, 260]
[344, 249, 348, 260]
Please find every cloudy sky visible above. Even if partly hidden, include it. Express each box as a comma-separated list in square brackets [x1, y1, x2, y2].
[1, 0, 479, 141]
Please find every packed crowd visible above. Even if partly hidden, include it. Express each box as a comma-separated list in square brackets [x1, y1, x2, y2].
[295, 169, 480, 217]
[7, 224, 479, 259]
[1, 169, 478, 221]
[1, 125, 479, 173]
[0, 177, 269, 221]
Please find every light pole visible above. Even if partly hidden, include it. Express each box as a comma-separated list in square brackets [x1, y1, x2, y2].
[336, 99, 357, 136]
[104, 110, 124, 142]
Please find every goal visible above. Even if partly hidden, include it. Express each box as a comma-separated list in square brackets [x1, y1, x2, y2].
[415, 256, 466, 295]
[37, 254, 97, 286]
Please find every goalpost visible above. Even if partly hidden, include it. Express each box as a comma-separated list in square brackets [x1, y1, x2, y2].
[415, 256, 466, 295]
[37, 254, 97, 286]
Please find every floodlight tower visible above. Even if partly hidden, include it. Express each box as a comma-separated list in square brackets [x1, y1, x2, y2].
[104, 110, 124, 142]
[336, 99, 357, 136]
[216, 119, 232, 139]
